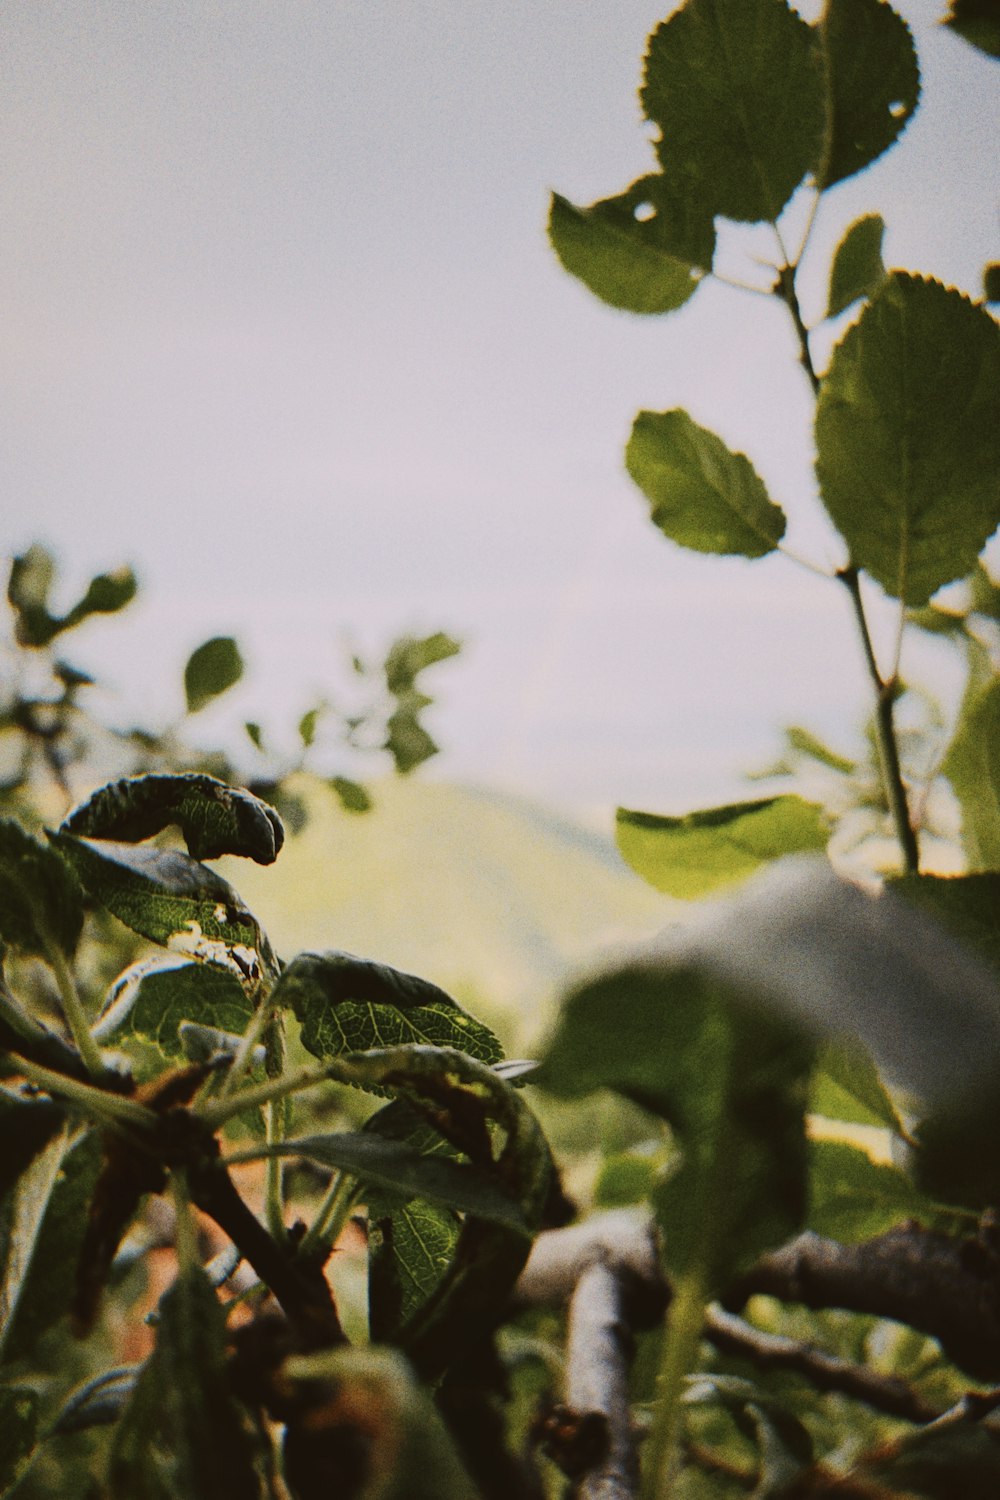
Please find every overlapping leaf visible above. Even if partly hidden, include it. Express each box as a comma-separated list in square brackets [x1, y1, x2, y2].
[548, 174, 713, 315]
[641, 0, 825, 223]
[275, 951, 502, 1072]
[0, 819, 83, 958]
[94, 957, 253, 1057]
[827, 213, 886, 319]
[815, 273, 1000, 605]
[51, 834, 271, 991]
[818, 0, 920, 188]
[942, 681, 1000, 870]
[61, 772, 284, 864]
[616, 796, 827, 898]
[626, 409, 786, 558]
[807, 1139, 928, 1242]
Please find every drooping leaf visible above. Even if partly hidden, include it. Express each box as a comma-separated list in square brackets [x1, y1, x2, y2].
[810, 1035, 903, 1132]
[536, 962, 812, 1291]
[941, 678, 1000, 869]
[94, 957, 253, 1058]
[944, 0, 1000, 59]
[0, 1129, 102, 1363]
[784, 725, 856, 775]
[0, 818, 84, 958]
[245, 1130, 526, 1231]
[183, 635, 244, 714]
[818, 0, 921, 188]
[815, 273, 1000, 605]
[548, 174, 713, 314]
[280, 1347, 480, 1500]
[275, 951, 502, 1073]
[807, 1139, 927, 1242]
[109, 1264, 259, 1500]
[626, 409, 787, 558]
[51, 833, 271, 992]
[329, 775, 372, 814]
[328, 1046, 552, 1381]
[616, 796, 827, 898]
[0, 1385, 39, 1494]
[827, 213, 886, 319]
[641, 0, 825, 223]
[61, 772, 284, 864]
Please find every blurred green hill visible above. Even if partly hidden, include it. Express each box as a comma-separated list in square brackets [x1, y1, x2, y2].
[221, 778, 672, 1048]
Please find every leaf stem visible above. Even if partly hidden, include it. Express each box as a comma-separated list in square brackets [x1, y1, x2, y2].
[43, 938, 105, 1079]
[264, 1013, 289, 1242]
[839, 567, 920, 874]
[11, 1053, 158, 1130]
[776, 262, 820, 395]
[218, 995, 277, 1098]
[297, 1170, 360, 1259]
[198, 1061, 333, 1129]
[641, 1264, 709, 1499]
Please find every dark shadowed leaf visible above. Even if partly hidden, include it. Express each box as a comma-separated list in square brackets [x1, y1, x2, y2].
[852, 1415, 1000, 1497]
[942, 680, 1000, 869]
[626, 410, 786, 558]
[50, 1367, 139, 1435]
[944, 0, 1000, 59]
[986, 262, 1000, 301]
[94, 957, 253, 1057]
[0, 818, 84, 958]
[685, 1375, 813, 1495]
[0, 1385, 38, 1494]
[245, 1130, 526, 1230]
[275, 951, 502, 1072]
[807, 1139, 927, 1242]
[816, 274, 1000, 604]
[536, 963, 812, 1290]
[827, 214, 886, 319]
[61, 772, 284, 864]
[819, 0, 920, 188]
[641, 0, 824, 223]
[183, 636, 244, 714]
[51, 833, 271, 991]
[281, 1347, 479, 1500]
[891, 873, 1000, 976]
[616, 797, 827, 898]
[109, 1265, 259, 1500]
[548, 174, 713, 314]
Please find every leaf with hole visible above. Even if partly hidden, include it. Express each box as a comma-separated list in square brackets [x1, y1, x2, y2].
[641, 0, 825, 223]
[818, 0, 920, 188]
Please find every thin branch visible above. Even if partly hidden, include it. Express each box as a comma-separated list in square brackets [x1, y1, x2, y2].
[42, 938, 105, 1079]
[704, 1305, 939, 1425]
[10, 1053, 157, 1130]
[838, 567, 920, 872]
[563, 1261, 640, 1500]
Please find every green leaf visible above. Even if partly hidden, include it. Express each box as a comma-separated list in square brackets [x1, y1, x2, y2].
[810, 1035, 903, 1132]
[110, 1264, 259, 1500]
[298, 706, 320, 747]
[685, 1376, 813, 1497]
[971, 561, 1000, 622]
[329, 775, 372, 814]
[385, 703, 439, 774]
[548, 174, 713, 315]
[276, 951, 503, 1073]
[815, 273, 1000, 605]
[536, 964, 812, 1291]
[0, 818, 84, 958]
[942, 678, 1000, 869]
[784, 725, 856, 775]
[248, 1131, 526, 1230]
[985, 262, 1000, 302]
[63, 566, 138, 628]
[94, 957, 253, 1058]
[280, 1348, 480, 1500]
[641, 0, 825, 224]
[827, 213, 886, 319]
[6, 548, 136, 648]
[183, 636, 243, 714]
[51, 833, 271, 991]
[0, 1129, 102, 1363]
[891, 873, 1000, 977]
[616, 796, 827, 898]
[853, 1416, 1000, 1497]
[329, 1047, 552, 1381]
[61, 772, 284, 864]
[384, 632, 461, 696]
[0, 1385, 39, 1495]
[807, 1139, 925, 1242]
[944, 0, 1000, 60]
[244, 720, 264, 751]
[818, 0, 921, 188]
[626, 410, 787, 559]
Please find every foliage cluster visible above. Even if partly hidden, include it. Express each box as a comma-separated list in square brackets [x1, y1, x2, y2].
[2, 2, 1000, 1497]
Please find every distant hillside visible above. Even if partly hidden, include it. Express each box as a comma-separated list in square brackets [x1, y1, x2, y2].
[221, 779, 673, 1045]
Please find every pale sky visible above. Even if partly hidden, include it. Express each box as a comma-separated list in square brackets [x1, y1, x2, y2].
[2, 1, 998, 818]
